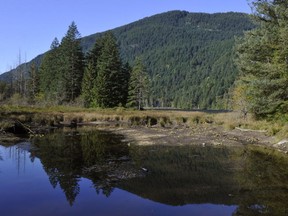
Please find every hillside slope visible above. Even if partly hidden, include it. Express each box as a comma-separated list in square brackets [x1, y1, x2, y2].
[0, 11, 254, 108]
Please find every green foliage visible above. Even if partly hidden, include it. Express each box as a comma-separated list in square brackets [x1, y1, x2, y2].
[82, 62, 96, 107]
[120, 62, 131, 106]
[60, 21, 84, 102]
[236, 0, 288, 119]
[82, 32, 129, 108]
[39, 22, 84, 104]
[1, 11, 254, 108]
[110, 11, 254, 108]
[82, 36, 105, 107]
[95, 32, 124, 107]
[127, 57, 149, 109]
[39, 37, 63, 102]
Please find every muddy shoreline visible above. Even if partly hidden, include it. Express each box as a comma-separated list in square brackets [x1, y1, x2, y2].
[1, 118, 286, 153]
[99, 124, 288, 155]
[104, 124, 274, 147]
[0, 110, 287, 153]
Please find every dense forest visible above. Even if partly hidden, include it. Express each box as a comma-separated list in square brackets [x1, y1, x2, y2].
[0, 11, 255, 109]
[112, 11, 255, 108]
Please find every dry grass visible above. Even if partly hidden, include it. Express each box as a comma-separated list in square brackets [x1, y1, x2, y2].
[1, 105, 287, 140]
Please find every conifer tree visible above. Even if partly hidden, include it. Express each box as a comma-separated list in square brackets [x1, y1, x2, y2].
[235, 0, 288, 119]
[60, 21, 84, 102]
[82, 32, 129, 108]
[82, 37, 105, 107]
[39, 37, 62, 102]
[127, 57, 149, 110]
[39, 22, 84, 104]
[94, 32, 126, 107]
[119, 62, 131, 106]
[82, 62, 96, 107]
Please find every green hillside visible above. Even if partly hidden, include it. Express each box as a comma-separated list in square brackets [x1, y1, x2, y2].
[0, 11, 254, 108]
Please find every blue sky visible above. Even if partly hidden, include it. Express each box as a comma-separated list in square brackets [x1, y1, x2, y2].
[0, 0, 252, 74]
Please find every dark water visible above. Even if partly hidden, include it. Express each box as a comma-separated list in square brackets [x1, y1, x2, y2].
[1, 128, 288, 216]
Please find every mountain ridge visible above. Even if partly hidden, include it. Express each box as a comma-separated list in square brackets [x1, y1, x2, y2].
[0, 10, 255, 108]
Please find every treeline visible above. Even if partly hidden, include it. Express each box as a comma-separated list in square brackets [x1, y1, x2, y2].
[1, 22, 149, 109]
[0, 11, 255, 109]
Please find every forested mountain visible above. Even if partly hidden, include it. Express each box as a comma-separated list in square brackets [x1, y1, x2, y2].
[0, 11, 254, 108]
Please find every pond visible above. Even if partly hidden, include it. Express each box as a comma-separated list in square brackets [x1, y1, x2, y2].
[0, 127, 288, 216]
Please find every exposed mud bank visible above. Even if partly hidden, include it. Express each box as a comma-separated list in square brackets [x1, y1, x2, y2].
[0, 111, 285, 153]
[104, 124, 275, 149]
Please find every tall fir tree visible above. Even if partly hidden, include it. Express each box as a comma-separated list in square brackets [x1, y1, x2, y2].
[127, 57, 150, 110]
[120, 62, 131, 106]
[82, 37, 105, 107]
[235, 0, 288, 119]
[82, 62, 96, 107]
[60, 21, 84, 102]
[94, 32, 128, 108]
[39, 37, 63, 102]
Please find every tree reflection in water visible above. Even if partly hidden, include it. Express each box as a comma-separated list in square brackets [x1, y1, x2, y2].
[28, 129, 288, 214]
[31, 128, 137, 205]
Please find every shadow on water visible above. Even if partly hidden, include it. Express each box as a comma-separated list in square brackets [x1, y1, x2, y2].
[3, 127, 288, 215]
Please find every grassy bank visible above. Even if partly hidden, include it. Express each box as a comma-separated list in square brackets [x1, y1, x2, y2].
[0, 105, 287, 140]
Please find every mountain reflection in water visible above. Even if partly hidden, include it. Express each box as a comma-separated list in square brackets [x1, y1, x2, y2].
[1, 127, 288, 215]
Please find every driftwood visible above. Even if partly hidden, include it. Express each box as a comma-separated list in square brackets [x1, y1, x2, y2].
[235, 127, 266, 133]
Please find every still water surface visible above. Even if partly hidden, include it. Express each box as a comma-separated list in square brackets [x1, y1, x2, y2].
[0, 128, 288, 216]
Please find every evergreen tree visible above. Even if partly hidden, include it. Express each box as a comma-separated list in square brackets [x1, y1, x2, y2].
[60, 21, 84, 102]
[39, 37, 63, 102]
[39, 22, 84, 104]
[235, 0, 288, 119]
[82, 37, 105, 107]
[120, 62, 131, 106]
[127, 57, 150, 110]
[94, 32, 126, 108]
[82, 62, 96, 107]
[82, 32, 129, 108]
